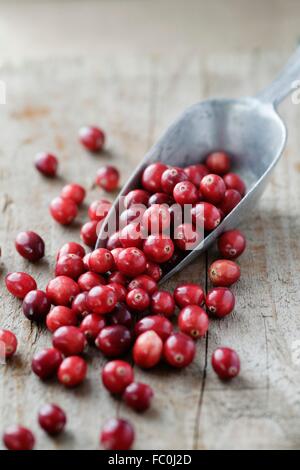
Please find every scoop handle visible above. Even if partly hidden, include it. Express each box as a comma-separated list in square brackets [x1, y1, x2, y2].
[256, 46, 300, 107]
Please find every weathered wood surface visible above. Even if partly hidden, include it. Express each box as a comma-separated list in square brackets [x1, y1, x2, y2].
[1, 52, 300, 450]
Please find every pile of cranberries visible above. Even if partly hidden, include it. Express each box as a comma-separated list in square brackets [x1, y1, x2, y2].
[1, 131, 248, 450]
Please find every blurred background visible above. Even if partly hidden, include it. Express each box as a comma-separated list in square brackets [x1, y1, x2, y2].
[1, 0, 300, 63]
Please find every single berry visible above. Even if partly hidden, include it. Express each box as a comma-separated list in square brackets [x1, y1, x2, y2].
[173, 181, 199, 205]
[79, 125, 105, 152]
[115, 247, 147, 277]
[5, 272, 37, 299]
[163, 332, 196, 368]
[134, 315, 173, 341]
[218, 189, 241, 216]
[133, 331, 163, 368]
[22, 289, 51, 321]
[124, 189, 150, 208]
[119, 223, 143, 249]
[95, 325, 131, 357]
[223, 172, 246, 196]
[102, 360, 134, 394]
[100, 418, 134, 450]
[123, 382, 154, 412]
[57, 242, 85, 260]
[174, 283, 205, 308]
[119, 205, 146, 227]
[15, 231, 45, 262]
[31, 347, 63, 379]
[80, 313, 106, 342]
[200, 174, 226, 204]
[174, 223, 201, 251]
[88, 199, 112, 221]
[46, 276, 80, 306]
[61, 183, 86, 205]
[151, 290, 175, 317]
[205, 151, 231, 175]
[206, 287, 235, 318]
[89, 248, 114, 273]
[35, 152, 58, 177]
[38, 404, 66, 435]
[148, 192, 174, 206]
[161, 167, 188, 194]
[178, 305, 209, 338]
[52, 326, 86, 356]
[55, 254, 85, 279]
[141, 163, 168, 193]
[3, 425, 35, 450]
[72, 291, 90, 318]
[87, 285, 117, 314]
[108, 271, 128, 286]
[109, 303, 133, 328]
[143, 235, 174, 263]
[208, 259, 241, 286]
[191, 202, 221, 231]
[126, 288, 150, 312]
[211, 347, 240, 379]
[57, 356, 87, 387]
[128, 275, 157, 295]
[96, 165, 119, 192]
[78, 271, 106, 291]
[217, 230, 246, 259]
[46, 306, 78, 332]
[80, 220, 99, 248]
[184, 164, 208, 185]
[0, 328, 17, 358]
[49, 196, 78, 225]
[144, 261, 162, 282]
[108, 282, 127, 302]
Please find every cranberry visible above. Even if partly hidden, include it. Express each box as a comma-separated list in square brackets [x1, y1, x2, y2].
[115, 247, 147, 277]
[79, 125, 105, 152]
[173, 181, 199, 205]
[46, 306, 78, 332]
[161, 167, 188, 194]
[142, 204, 170, 234]
[58, 356, 87, 387]
[46, 276, 80, 306]
[123, 382, 154, 412]
[0, 329, 17, 358]
[102, 360, 134, 394]
[3, 425, 35, 450]
[95, 325, 131, 357]
[211, 347, 240, 379]
[80, 313, 106, 342]
[38, 404, 66, 435]
[109, 303, 133, 328]
[174, 223, 201, 251]
[15, 231, 45, 262]
[218, 189, 241, 216]
[134, 315, 173, 341]
[184, 164, 208, 185]
[61, 183, 86, 205]
[174, 283, 205, 308]
[128, 275, 157, 295]
[72, 291, 90, 318]
[83, 253, 91, 269]
[223, 172, 246, 196]
[143, 235, 174, 263]
[191, 202, 221, 231]
[35, 152, 58, 177]
[22, 289, 51, 321]
[5, 272, 37, 299]
[80, 220, 99, 247]
[32, 347, 63, 379]
[96, 165, 119, 192]
[108, 271, 127, 285]
[164, 332, 196, 368]
[133, 331, 162, 368]
[151, 290, 175, 317]
[205, 151, 231, 175]
[124, 189, 150, 208]
[178, 305, 209, 338]
[144, 261, 162, 282]
[88, 199, 112, 222]
[55, 254, 85, 279]
[208, 259, 241, 286]
[88, 248, 114, 273]
[109, 282, 127, 302]
[119, 223, 143, 248]
[49, 196, 78, 225]
[119, 205, 145, 227]
[206, 287, 235, 318]
[111, 247, 127, 264]
[78, 271, 105, 291]
[126, 288, 150, 312]
[141, 162, 168, 192]
[200, 174, 226, 204]
[57, 242, 85, 260]
[87, 285, 117, 314]
[100, 418, 134, 450]
[148, 192, 174, 206]
[52, 326, 86, 356]
[107, 231, 122, 250]
[217, 230, 246, 259]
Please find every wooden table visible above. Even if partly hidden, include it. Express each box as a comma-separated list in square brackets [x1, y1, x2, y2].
[1, 52, 300, 450]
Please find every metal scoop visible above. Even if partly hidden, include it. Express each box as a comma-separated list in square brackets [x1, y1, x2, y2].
[97, 47, 300, 282]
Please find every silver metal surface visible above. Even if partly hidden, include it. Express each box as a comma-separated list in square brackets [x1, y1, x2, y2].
[97, 47, 300, 283]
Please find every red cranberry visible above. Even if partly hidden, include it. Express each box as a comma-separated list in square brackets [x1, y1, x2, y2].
[61, 183, 86, 205]
[46, 276, 80, 306]
[88, 199, 112, 221]
[22, 289, 51, 321]
[142, 204, 170, 234]
[107, 232, 122, 250]
[87, 285, 117, 314]
[89, 248, 114, 273]
[46, 306, 78, 332]
[100, 418, 134, 450]
[119, 205, 145, 227]
[0, 328, 17, 358]
[3, 425, 35, 450]
[161, 167, 188, 194]
[31, 347, 63, 379]
[57, 242, 85, 260]
[123, 382, 153, 412]
[55, 254, 85, 279]
[178, 305, 209, 338]
[83, 253, 91, 269]
[115, 247, 147, 277]
[200, 174, 226, 204]
[144, 261, 162, 282]
[38, 404, 66, 435]
[212, 347, 240, 379]
[52, 326, 86, 356]
[108, 271, 127, 285]
[80, 220, 99, 247]
[134, 315, 173, 341]
[205, 151, 231, 175]
[208, 259, 241, 286]
[119, 223, 143, 248]
[173, 181, 199, 205]
[72, 291, 90, 318]
[163, 332, 196, 368]
[102, 360, 134, 394]
[133, 331, 162, 368]
[78, 271, 106, 291]
[174, 223, 201, 251]
[95, 325, 131, 357]
[223, 172, 246, 196]
[58, 356, 87, 387]
[206, 287, 235, 317]
[126, 288, 150, 312]
[109, 303, 133, 328]
[128, 275, 157, 295]
[79, 125, 105, 152]
[124, 189, 150, 208]
[96, 165, 119, 192]
[217, 230, 246, 259]
[111, 246, 128, 264]
[151, 290, 175, 317]
[5, 272, 37, 299]
[191, 202, 221, 231]
[174, 283, 205, 308]
[15, 231, 45, 262]
[218, 189, 241, 216]
[148, 192, 174, 206]
[80, 313, 106, 342]
[143, 235, 174, 263]
[35, 152, 58, 177]
[184, 164, 208, 185]
[108, 282, 127, 302]
[141, 163, 168, 192]
[49, 196, 78, 225]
